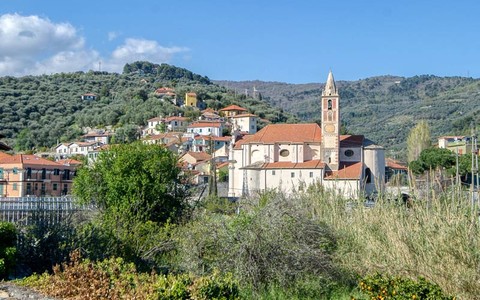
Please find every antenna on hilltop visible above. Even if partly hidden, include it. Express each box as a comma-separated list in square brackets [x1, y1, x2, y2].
[98, 61, 102, 72]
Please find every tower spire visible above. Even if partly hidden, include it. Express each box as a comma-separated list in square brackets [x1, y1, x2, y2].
[322, 70, 337, 96]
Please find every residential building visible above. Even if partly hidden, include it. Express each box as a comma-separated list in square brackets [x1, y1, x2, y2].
[187, 121, 224, 137]
[0, 154, 79, 197]
[228, 71, 385, 199]
[184, 92, 198, 107]
[219, 105, 248, 117]
[231, 113, 258, 134]
[438, 136, 474, 155]
[81, 93, 97, 100]
[82, 131, 112, 144]
[192, 135, 231, 153]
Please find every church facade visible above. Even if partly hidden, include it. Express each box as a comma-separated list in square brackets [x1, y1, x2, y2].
[228, 71, 385, 199]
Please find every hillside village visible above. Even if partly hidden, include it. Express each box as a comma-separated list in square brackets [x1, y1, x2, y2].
[0, 69, 477, 199]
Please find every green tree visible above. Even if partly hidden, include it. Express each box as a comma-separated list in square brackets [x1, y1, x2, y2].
[419, 147, 455, 170]
[0, 221, 16, 279]
[72, 143, 189, 266]
[407, 120, 431, 162]
[73, 142, 187, 224]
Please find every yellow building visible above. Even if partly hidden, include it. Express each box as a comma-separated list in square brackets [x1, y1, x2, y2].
[185, 92, 198, 107]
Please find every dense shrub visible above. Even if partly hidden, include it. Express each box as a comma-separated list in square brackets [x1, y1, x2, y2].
[21, 250, 239, 300]
[175, 192, 348, 297]
[0, 221, 17, 278]
[358, 273, 454, 300]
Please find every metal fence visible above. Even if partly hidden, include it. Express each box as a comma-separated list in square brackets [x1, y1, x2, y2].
[0, 196, 88, 225]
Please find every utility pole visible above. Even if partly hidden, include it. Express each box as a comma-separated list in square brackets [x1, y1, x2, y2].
[471, 124, 477, 208]
[208, 135, 217, 197]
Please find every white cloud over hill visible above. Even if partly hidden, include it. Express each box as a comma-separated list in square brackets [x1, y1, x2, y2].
[0, 14, 188, 76]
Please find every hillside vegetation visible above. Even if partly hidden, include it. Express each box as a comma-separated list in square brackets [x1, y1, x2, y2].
[216, 75, 480, 155]
[0, 62, 293, 150]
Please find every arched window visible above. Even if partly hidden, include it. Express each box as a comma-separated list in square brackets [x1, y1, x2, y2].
[327, 99, 332, 110]
[365, 168, 372, 184]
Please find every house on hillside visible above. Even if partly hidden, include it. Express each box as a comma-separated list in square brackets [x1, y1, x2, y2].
[81, 93, 97, 100]
[0, 154, 79, 197]
[192, 135, 231, 153]
[219, 105, 247, 117]
[438, 136, 474, 155]
[184, 92, 198, 107]
[228, 71, 385, 199]
[187, 121, 224, 137]
[83, 131, 112, 144]
[230, 113, 258, 134]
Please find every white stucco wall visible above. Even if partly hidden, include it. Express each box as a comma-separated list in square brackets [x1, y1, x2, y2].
[364, 147, 386, 195]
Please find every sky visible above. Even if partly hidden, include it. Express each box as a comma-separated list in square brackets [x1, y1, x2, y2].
[1, 0, 480, 83]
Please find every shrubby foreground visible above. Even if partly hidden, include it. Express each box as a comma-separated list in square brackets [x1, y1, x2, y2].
[2, 144, 472, 299]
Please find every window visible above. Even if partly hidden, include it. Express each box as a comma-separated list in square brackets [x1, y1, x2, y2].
[291, 172, 295, 178]
[327, 99, 332, 110]
[272, 170, 276, 175]
[365, 168, 372, 184]
[344, 149, 354, 157]
[12, 183, 17, 190]
[53, 183, 58, 191]
[309, 172, 314, 178]
[26, 183, 31, 194]
[27, 168, 32, 179]
[280, 149, 290, 157]
[41, 168, 46, 179]
[54, 169, 60, 176]
[13, 167, 18, 174]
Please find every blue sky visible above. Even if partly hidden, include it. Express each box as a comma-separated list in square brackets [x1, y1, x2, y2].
[1, 0, 480, 83]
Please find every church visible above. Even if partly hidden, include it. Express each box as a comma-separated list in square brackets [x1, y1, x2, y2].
[228, 71, 385, 199]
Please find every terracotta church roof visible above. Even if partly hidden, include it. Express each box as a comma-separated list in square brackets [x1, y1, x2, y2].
[238, 123, 321, 145]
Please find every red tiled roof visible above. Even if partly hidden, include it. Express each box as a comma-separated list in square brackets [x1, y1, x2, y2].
[164, 116, 188, 122]
[195, 135, 231, 142]
[202, 108, 218, 113]
[237, 123, 321, 145]
[0, 152, 12, 160]
[83, 132, 112, 137]
[219, 105, 247, 112]
[181, 151, 211, 162]
[0, 154, 62, 167]
[57, 159, 83, 166]
[386, 158, 408, 170]
[147, 117, 162, 122]
[216, 162, 229, 169]
[324, 162, 362, 180]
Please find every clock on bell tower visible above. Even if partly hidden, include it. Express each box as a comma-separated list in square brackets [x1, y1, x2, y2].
[321, 71, 340, 170]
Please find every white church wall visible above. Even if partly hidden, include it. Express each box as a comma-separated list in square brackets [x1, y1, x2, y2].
[323, 180, 360, 198]
[364, 147, 386, 194]
[303, 144, 322, 161]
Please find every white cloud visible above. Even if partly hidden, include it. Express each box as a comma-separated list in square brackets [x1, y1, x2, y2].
[0, 14, 189, 76]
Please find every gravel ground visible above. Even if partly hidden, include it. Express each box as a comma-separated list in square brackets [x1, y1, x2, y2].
[0, 282, 57, 300]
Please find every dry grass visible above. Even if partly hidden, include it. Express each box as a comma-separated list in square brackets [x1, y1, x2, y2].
[298, 186, 480, 299]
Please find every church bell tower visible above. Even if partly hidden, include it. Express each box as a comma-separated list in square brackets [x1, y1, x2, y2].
[321, 71, 340, 170]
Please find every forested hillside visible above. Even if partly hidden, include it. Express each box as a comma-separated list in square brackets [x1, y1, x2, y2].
[216, 75, 480, 154]
[0, 62, 293, 150]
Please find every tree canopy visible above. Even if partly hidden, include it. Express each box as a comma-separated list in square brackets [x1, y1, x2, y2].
[73, 142, 188, 224]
